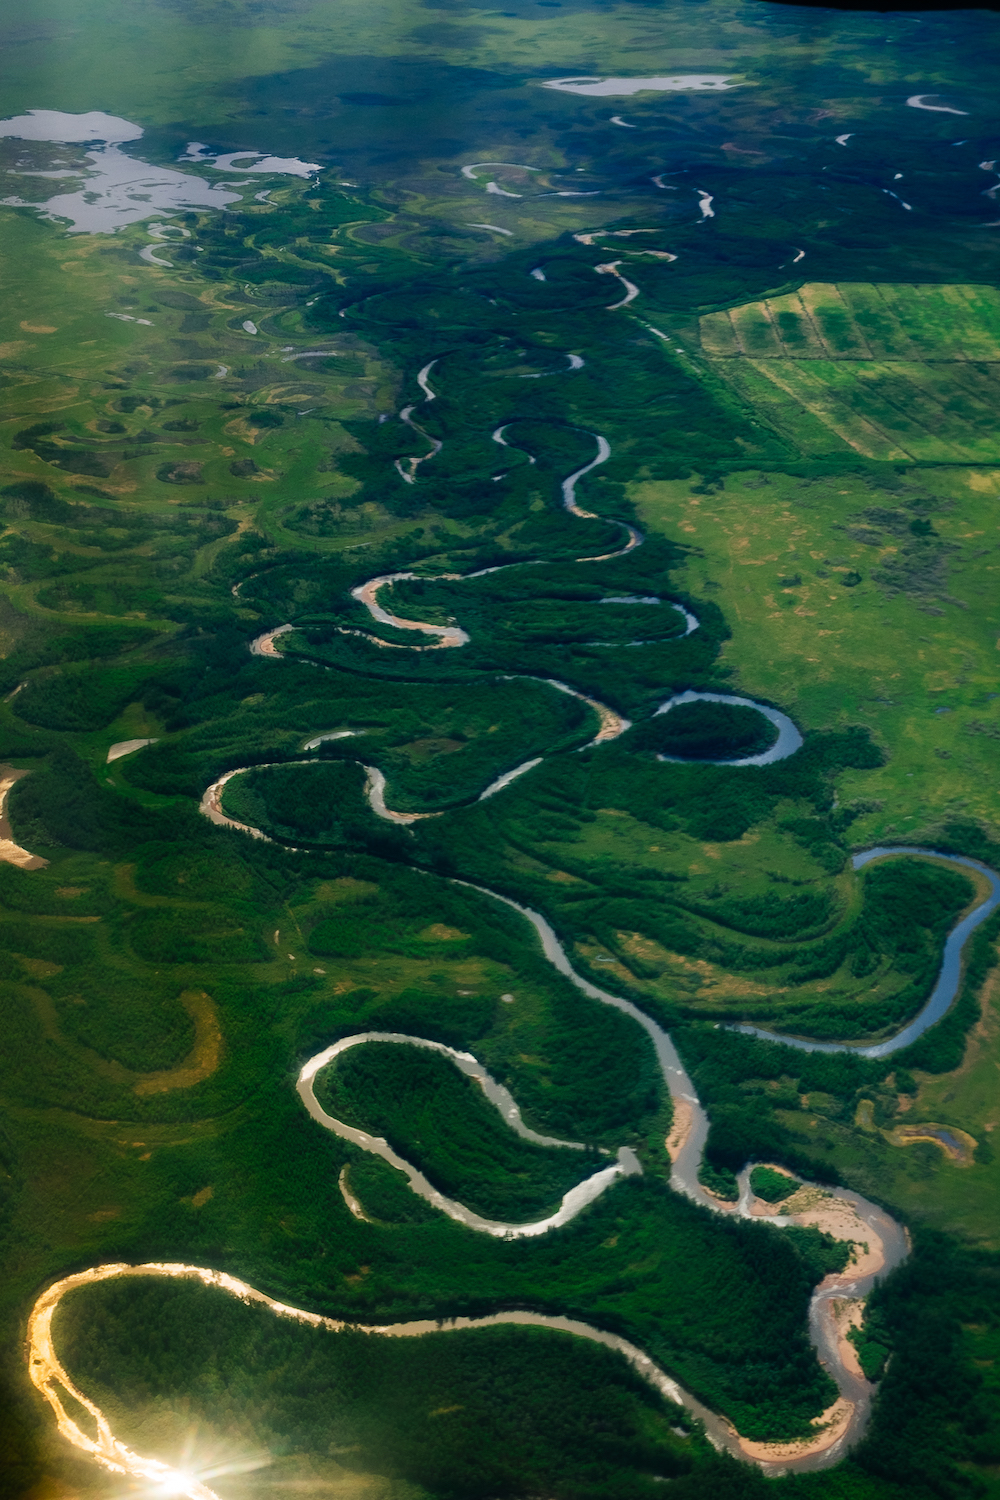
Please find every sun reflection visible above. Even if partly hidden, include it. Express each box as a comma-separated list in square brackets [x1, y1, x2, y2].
[26, 1264, 279, 1500]
[154, 1473, 194, 1496]
[26, 1257, 705, 1492]
[142, 1444, 271, 1499]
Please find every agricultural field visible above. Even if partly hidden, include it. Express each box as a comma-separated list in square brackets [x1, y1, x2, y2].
[700, 283, 1000, 460]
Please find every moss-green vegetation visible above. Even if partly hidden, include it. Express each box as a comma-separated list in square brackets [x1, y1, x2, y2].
[54, 1278, 700, 1500]
[213, 674, 594, 818]
[672, 904, 1000, 1240]
[698, 1162, 739, 1202]
[848, 1305, 893, 1383]
[633, 466, 1000, 849]
[749, 1166, 796, 1204]
[412, 758, 973, 1042]
[0, 805, 848, 1445]
[346, 1156, 440, 1226]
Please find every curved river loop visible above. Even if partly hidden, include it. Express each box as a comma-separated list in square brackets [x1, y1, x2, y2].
[25, 365, 1000, 1498]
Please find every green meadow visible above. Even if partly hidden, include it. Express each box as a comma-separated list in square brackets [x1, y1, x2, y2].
[632, 464, 1000, 847]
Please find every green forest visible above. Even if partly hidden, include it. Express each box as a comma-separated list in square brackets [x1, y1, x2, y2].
[633, 701, 778, 761]
[314, 1041, 605, 1222]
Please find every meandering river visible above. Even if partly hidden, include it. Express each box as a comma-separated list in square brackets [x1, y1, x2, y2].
[28, 861, 920, 1493]
[27, 372, 998, 1497]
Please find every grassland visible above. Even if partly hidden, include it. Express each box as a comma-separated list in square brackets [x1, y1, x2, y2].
[510, 813, 979, 1034]
[631, 463, 1000, 848]
[700, 285, 1000, 364]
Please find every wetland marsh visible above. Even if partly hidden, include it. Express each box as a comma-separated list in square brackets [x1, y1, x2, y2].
[0, 0, 999, 1496]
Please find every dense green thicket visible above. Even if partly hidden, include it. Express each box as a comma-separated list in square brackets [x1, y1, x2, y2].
[0, 610, 156, 698]
[848, 1233, 1000, 1494]
[698, 1162, 740, 1202]
[223, 760, 391, 846]
[417, 753, 968, 1040]
[48, 1227, 999, 1500]
[0, 1017, 844, 1440]
[0, 1370, 40, 1500]
[632, 702, 778, 761]
[53, 1163, 839, 1443]
[308, 977, 661, 1145]
[848, 1304, 893, 1383]
[3, 92, 999, 1500]
[316, 1043, 602, 1222]
[10, 745, 200, 856]
[216, 676, 591, 818]
[121, 643, 594, 813]
[295, 869, 664, 1144]
[282, 535, 720, 724]
[749, 1166, 796, 1203]
[51, 967, 197, 1072]
[346, 1156, 440, 1225]
[15, 664, 160, 733]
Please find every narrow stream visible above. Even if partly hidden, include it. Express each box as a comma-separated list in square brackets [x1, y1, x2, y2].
[29, 862, 922, 1496]
[446, 875, 911, 1471]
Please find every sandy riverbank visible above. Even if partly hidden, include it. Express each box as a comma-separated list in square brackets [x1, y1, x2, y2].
[0, 766, 46, 869]
[786, 1184, 885, 1280]
[734, 1396, 855, 1465]
[831, 1297, 865, 1378]
[338, 1165, 375, 1222]
[748, 1171, 886, 1281]
[665, 1098, 693, 1161]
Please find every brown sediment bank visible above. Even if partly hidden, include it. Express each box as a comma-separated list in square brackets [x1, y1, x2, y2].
[734, 1396, 855, 1465]
[746, 1163, 798, 1216]
[782, 1182, 886, 1281]
[700, 1182, 739, 1209]
[199, 767, 272, 839]
[745, 1168, 886, 1280]
[665, 1098, 692, 1162]
[831, 1298, 865, 1379]
[584, 693, 629, 741]
[249, 623, 294, 657]
[0, 766, 47, 869]
[338, 1165, 375, 1223]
